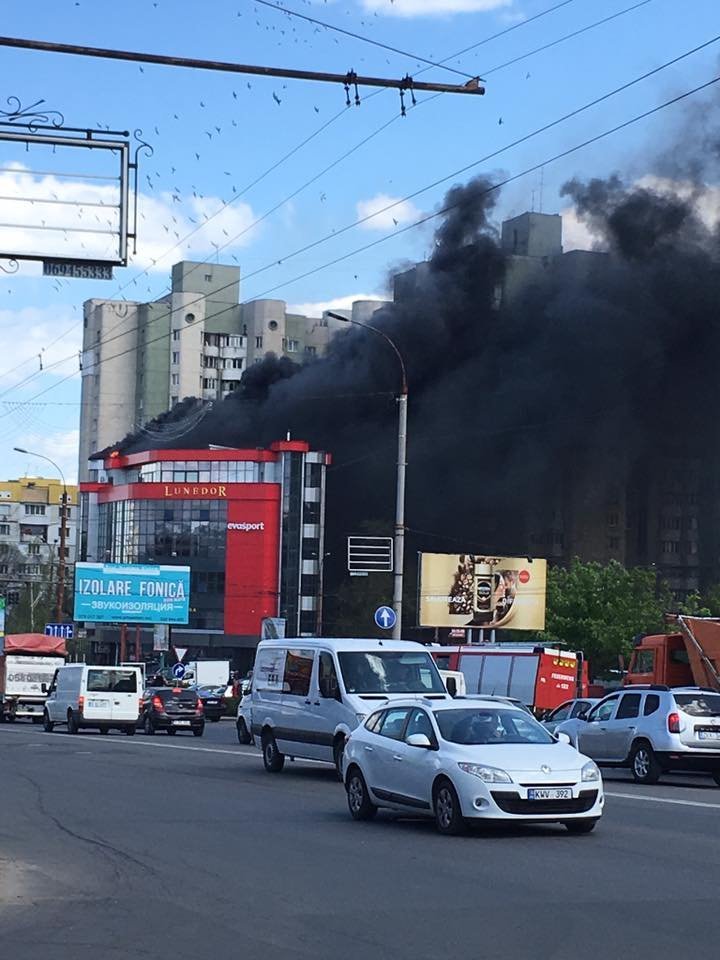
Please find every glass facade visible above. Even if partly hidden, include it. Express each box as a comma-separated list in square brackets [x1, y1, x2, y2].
[138, 460, 278, 484]
[97, 499, 227, 631]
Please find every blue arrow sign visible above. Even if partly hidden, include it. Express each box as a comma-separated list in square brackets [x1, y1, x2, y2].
[172, 662, 186, 680]
[374, 605, 397, 630]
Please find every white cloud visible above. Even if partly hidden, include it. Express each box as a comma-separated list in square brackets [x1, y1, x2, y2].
[560, 206, 602, 253]
[0, 163, 258, 275]
[0, 306, 82, 385]
[361, 0, 512, 17]
[356, 194, 422, 230]
[289, 293, 387, 315]
[14, 429, 80, 486]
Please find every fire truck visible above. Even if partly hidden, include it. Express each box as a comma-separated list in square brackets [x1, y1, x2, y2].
[431, 644, 588, 713]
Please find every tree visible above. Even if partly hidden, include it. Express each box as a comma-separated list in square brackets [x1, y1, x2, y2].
[537, 559, 672, 677]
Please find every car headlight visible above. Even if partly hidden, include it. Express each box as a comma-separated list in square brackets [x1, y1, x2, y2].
[581, 761, 601, 782]
[458, 762, 512, 783]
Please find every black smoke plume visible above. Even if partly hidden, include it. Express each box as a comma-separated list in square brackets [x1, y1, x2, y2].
[118, 141, 720, 627]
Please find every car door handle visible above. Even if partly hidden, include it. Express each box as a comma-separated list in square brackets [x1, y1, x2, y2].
[393, 755, 403, 762]
[364, 745, 374, 752]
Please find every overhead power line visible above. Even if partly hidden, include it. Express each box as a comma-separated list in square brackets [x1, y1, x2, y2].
[13, 63, 718, 419]
[252, 0, 476, 80]
[0, 36, 484, 97]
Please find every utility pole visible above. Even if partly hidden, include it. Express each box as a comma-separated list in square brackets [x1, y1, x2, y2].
[327, 312, 408, 640]
[0, 36, 484, 103]
[13, 447, 69, 622]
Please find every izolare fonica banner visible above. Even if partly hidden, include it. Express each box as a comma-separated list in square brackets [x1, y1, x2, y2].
[74, 562, 190, 625]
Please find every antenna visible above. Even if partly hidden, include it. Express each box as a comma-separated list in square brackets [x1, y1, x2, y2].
[539, 166, 545, 214]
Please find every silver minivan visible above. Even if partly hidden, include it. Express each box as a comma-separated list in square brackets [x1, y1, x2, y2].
[245, 638, 448, 775]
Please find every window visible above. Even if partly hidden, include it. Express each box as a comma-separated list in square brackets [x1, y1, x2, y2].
[283, 649, 314, 697]
[172, 352, 180, 364]
[643, 694, 660, 716]
[588, 698, 618, 722]
[27, 543, 40, 556]
[435, 708, 553, 745]
[633, 649, 654, 674]
[185, 312, 196, 324]
[0, 523, 9, 535]
[571, 700, 593, 718]
[25, 504, 45, 515]
[305, 345, 317, 357]
[232, 358, 243, 369]
[204, 355, 218, 368]
[405, 708, 436, 742]
[318, 652, 340, 699]
[377, 708, 411, 741]
[365, 711, 384, 733]
[549, 702, 572, 722]
[268, 320, 279, 331]
[616, 694, 641, 720]
[173, 330, 181, 341]
[64, 507, 72, 519]
[287, 339, 299, 352]
[204, 274, 212, 282]
[171, 373, 179, 386]
[662, 516, 682, 530]
[607, 536, 620, 550]
[24, 564, 40, 575]
[255, 336, 263, 349]
[673, 692, 720, 717]
[337, 651, 445, 695]
[229, 335, 244, 349]
[662, 540, 680, 554]
[86, 669, 138, 693]
[203, 378, 217, 390]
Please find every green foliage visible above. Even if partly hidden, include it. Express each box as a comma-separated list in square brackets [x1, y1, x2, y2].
[537, 559, 672, 676]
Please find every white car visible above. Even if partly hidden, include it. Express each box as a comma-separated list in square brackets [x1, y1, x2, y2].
[343, 697, 603, 835]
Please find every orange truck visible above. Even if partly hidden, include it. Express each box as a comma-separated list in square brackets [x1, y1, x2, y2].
[431, 644, 589, 712]
[624, 616, 720, 690]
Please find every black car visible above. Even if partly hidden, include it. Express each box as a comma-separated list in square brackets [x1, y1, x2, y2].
[195, 686, 227, 722]
[139, 687, 204, 736]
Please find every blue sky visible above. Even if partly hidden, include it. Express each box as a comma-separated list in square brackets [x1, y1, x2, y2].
[1, 0, 719, 482]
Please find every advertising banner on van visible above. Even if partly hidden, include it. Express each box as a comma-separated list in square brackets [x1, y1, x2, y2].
[418, 554, 547, 631]
[74, 562, 190, 625]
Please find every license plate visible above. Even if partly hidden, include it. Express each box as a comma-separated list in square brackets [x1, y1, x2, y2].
[698, 730, 720, 740]
[527, 788, 572, 801]
[88, 700, 106, 708]
[205, 700, 218, 705]
[173, 720, 191, 726]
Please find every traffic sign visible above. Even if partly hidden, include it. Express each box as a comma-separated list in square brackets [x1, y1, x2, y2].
[174, 646, 188, 662]
[348, 536, 393, 574]
[374, 605, 397, 630]
[45, 622, 74, 640]
[172, 662, 186, 680]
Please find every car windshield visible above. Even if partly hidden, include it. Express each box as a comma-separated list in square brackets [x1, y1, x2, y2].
[338, 651, 445, 695]
[673, 693, 720, 717]
[435, 708, 555, 745]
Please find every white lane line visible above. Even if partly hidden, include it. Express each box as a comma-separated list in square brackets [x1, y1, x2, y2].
[606, 790, 720, 810]
[80, 736, 327, 765]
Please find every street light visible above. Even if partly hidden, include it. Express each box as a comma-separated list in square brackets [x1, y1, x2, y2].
[14, 447, 69, 623]
[327, 311, 408, 640]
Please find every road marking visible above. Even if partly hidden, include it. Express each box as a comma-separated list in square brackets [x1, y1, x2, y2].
[606, 791, 720, 810]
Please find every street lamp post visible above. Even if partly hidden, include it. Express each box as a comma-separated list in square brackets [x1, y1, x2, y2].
[14, 447, 68, 623]
[327, 312, 408, 640]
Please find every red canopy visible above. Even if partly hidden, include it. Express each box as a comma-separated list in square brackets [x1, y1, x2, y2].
[3, 633, 68, 656]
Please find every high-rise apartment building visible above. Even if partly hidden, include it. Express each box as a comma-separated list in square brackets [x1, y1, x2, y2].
[79, 260, 387, 480]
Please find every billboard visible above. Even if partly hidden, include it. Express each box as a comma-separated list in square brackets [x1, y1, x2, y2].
[74, 563, 190, 625]
[418, 554, 547, 631]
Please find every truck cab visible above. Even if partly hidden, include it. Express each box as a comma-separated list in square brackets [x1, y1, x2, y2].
[625, 634, 693, 688]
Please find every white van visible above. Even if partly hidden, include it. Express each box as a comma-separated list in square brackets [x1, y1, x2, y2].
[44, 664, 142, 735]
[245, 638, 447, 775]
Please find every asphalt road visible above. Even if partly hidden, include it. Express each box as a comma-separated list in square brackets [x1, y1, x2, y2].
[2, 720, 720, 959]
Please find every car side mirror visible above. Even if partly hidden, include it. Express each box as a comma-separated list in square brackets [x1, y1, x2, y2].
[41, 683, 48, 694]
[445, 676, 457, 698]
[556, 731, 571, 745]
[406, 733, 433, 749]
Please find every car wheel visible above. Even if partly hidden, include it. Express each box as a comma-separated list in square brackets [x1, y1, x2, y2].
[712, 770, 720, 788]
[630, 741, 661, 784]
[346, 767, 377, 821]
[167, 728, 177, 736]
[143, 714, 155, 736]
[192, 726, 204, 737]
[433, 779, 466, 836]
[236, 718, 252, 745]
[564, 818, 599, 835]
[333, 737, 346, 782]
[43, 711, 54, 733]
[66, 711, 79, 735]
[100, 728, 110, 735]
[262, 730, 285, 773]
[125, 725, 136, 736]
[32, 716, 43, 725]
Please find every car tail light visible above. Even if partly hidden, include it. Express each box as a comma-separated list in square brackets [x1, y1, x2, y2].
[196, 699, 204, 715]
[668, 712, 681, 733]
[152, 695, 164, 712]
[78, 695, 84, 712]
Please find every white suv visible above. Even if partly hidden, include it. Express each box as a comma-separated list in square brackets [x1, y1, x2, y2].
[555, 686, 720, 785]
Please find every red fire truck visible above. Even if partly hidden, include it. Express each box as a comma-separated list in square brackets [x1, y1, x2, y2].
[431, 644, 588, 713]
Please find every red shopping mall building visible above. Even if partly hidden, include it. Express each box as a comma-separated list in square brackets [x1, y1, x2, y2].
[79, 440, 329, 667]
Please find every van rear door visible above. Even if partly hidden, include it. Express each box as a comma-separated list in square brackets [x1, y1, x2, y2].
[85, 668, 139, 722]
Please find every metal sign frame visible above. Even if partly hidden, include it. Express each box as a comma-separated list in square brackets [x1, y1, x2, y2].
[347, 536, 393, 575]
